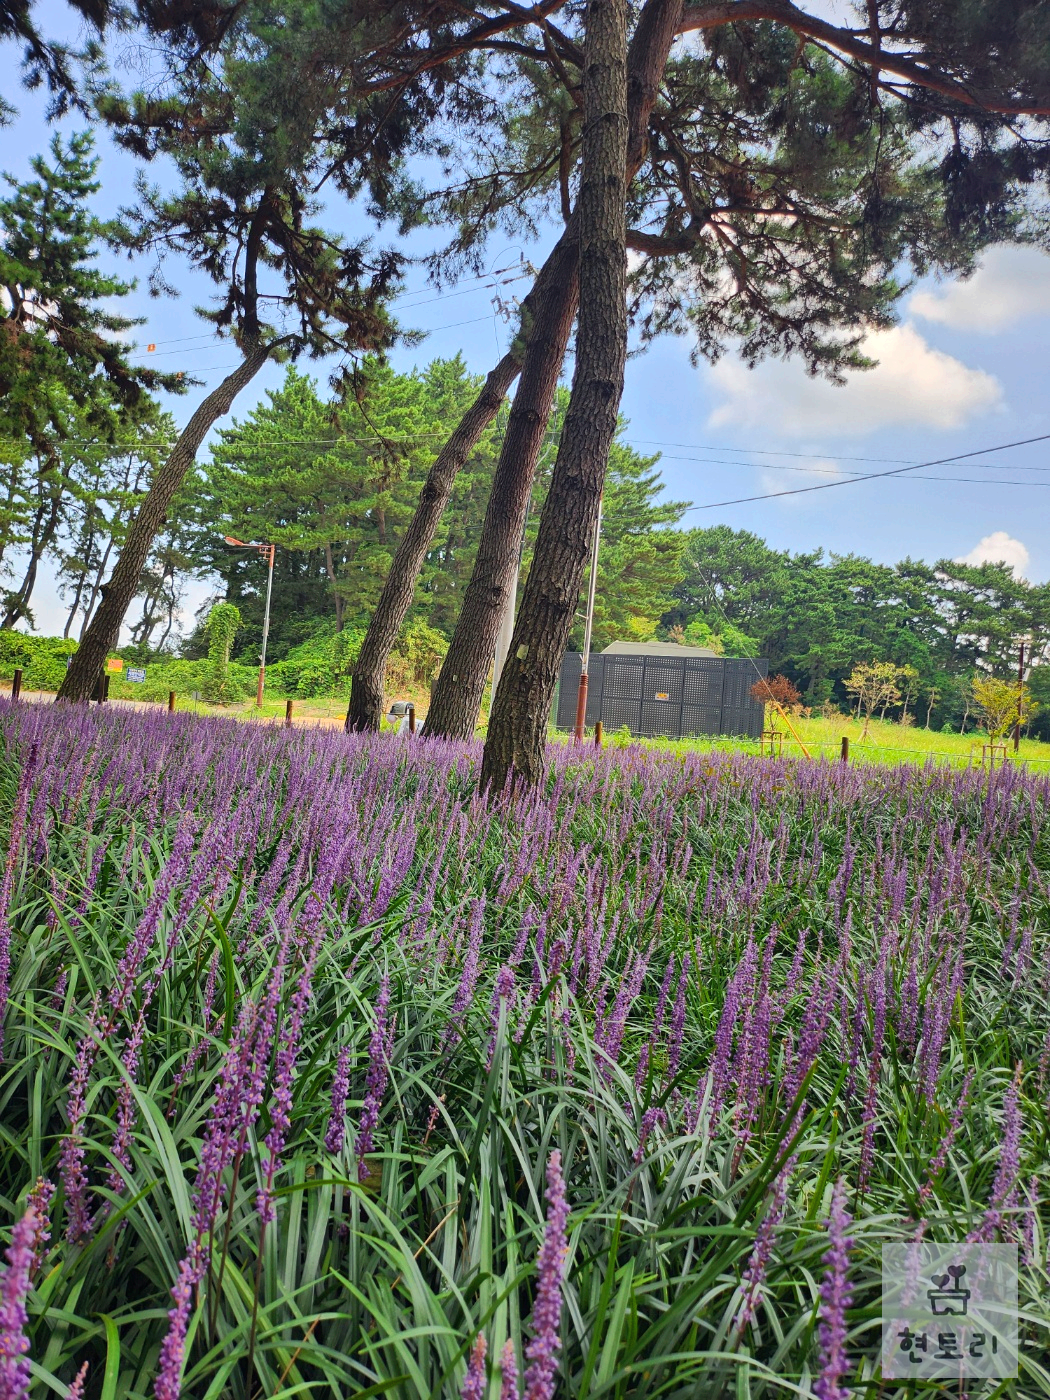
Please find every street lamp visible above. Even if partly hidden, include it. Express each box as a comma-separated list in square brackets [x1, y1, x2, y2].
[223, 536, 276, 708]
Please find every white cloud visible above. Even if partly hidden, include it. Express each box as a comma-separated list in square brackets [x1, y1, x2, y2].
[956, 531, 1030, 577]
[708, 323, 1002, 438]
[910, 245, 1050, 334]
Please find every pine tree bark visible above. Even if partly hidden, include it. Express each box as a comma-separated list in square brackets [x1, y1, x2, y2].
[422, 235, 580, 741]
[480, 0, 629, 791]
[58, 343, 271, 702]
[344, 349, 521, 732]
[423, 0, 682, 742]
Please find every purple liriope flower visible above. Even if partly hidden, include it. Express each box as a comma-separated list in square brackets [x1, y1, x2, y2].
[154, 1253, 198, 1400]
[24, 1179, 54, 1274]
[970, 1063, 1024, 1242]
[258, 942, 321, 1223]
[444, 898, 486, 1048]
[500, 1339, 519, 1400]
[523, 1150, 570, 1400]
[736, 1164, 791, 1332]
[0, 1197, 43, 1400]
[487, 964, 518, 1069]
[918, 1069, 973, 1205]
[324, 1043, 353, 1154]
[813, 1179, 854, 1400]
[1022, 1174, 1039, 1267]
[110, 818, 197, 1016]
[664, 955, 690, 1084]
[0, 742, 37, 1057]
[461, 1332, 487, 1400]
[60, 1003, 105, 1243]
[356, 974, 393, 1181]
[633, 1106, 667, 1165]
[66, 1362, 89, 1400]
[49, 968, 68, 1011]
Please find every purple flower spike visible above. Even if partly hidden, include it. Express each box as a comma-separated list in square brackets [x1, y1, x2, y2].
[355, 974, 393, 1181]
[813, 1178, 854, 1400]
[154, 1255, 197, 1400]
[66, 1362, 89, 1400]
[524, 1149, 570, 1400]
[461, 1333, 487, 1400]
[0, 1197, 44, 1400]
[500, 1339, 519, 1400]
[324, 1043, 353, 1154]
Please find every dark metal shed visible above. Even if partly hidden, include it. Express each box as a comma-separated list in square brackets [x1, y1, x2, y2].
[553, 647, 768, 740]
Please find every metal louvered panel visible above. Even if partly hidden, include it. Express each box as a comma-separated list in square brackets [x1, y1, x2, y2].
[601, 656, 645, 700]
[680, 704, 722, 736]
[682, 661, 724, 708]
[641, 663, 685, 705]
[640, 700, 681, 736]
[585, 656, 604, 725]
[553, 651, 768, 740]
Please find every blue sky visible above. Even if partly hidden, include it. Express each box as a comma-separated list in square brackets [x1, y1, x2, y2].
[5, 5, 1050, 636]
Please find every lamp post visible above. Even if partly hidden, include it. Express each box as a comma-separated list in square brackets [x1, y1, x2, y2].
[573, 493, 603, 743]
[224, 537, 276, 708]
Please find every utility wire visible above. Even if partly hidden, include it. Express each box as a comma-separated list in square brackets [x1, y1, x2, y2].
[679, 431, 1050, 512]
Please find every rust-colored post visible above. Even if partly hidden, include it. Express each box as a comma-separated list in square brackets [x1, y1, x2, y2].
[574, 672, 589, 743]
[11, 668, 22, 702]
[168, 690, 176, 713]
[840, 735, 849, 763]
[408, 704, 416, 735]
[285, 699, 293, 727]
[594, 719, 603, 747]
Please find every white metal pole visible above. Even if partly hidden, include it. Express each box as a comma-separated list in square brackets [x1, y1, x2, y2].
[492, 554, 519, 695]
[256, 543, 275, 708]
[581, 493, 603, 673]
[573, 494, 603, 741]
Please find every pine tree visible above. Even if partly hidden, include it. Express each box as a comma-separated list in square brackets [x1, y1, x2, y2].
[57, 22, 405, 702]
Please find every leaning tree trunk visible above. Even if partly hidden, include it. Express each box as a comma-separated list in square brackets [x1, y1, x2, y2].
[58, 344, 270, 702]
[422, 236, 580, 741]
[423, 0, 681, 743]
[480, 0, 629, 791]
[345, 349, 521, 732]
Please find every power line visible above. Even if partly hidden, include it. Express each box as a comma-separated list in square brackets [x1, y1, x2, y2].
[679, 431, 1050, 512]
[136, 262, 530, 352]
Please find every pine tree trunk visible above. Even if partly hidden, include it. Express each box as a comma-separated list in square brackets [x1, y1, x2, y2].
[345, 350, 521, 732]
[480, 0, 629, 791]
[422, 238, 580, 741]
[2, 490, 62, 629]
[58, 344, 270, 702]
[423, 0, 681, 743]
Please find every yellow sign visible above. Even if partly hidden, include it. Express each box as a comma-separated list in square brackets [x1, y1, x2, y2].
[655, 692, 669, 701]
[106, 658, 124, 673]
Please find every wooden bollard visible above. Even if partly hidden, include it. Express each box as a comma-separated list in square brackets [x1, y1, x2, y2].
[594, 719, 603, 747]
[168, 690, 176, 713]
[285, 699, 293, 727]
[99, 675, 110, 705]
[840, 735, 849, 763]
[11, 668, 22, 702]
[408, 703, 416, 735]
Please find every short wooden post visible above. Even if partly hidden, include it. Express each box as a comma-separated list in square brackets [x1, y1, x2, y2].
[840, 735, 849, 763]
[102, 675, 110, 704]
[11, 668, 22, 702]
[285, 699, 293, 727]
[594, 720, 603, 747]
[168, 690, 176, 713]
[408, 704, 416, 735]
